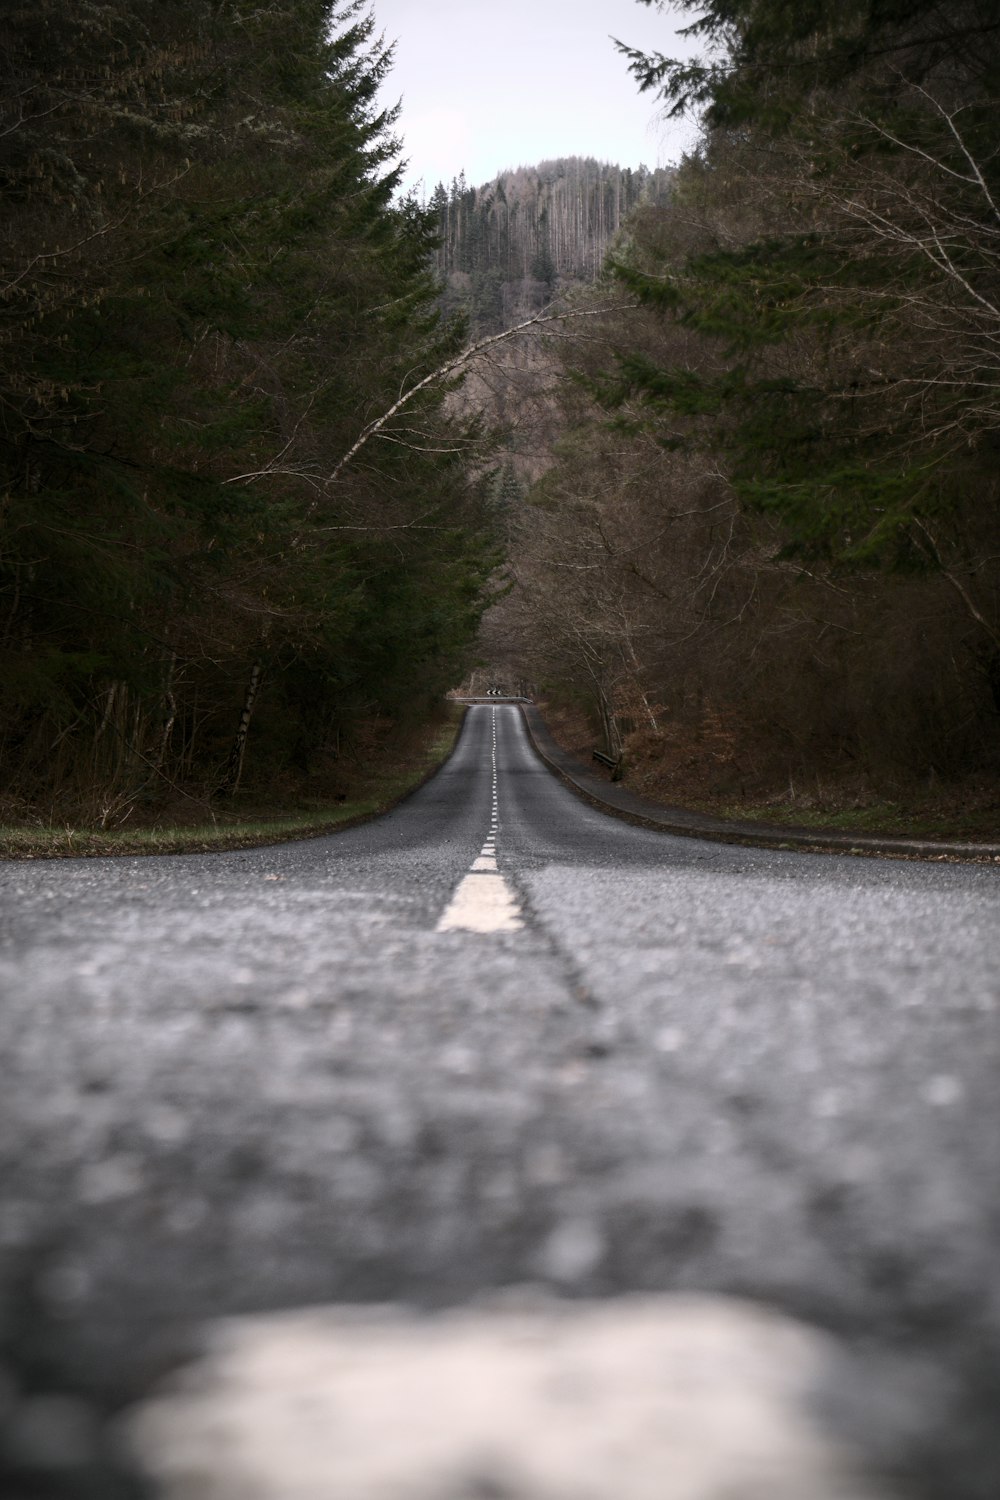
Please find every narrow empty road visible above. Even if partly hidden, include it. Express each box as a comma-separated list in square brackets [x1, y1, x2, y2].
[1, 705, 998, 1497]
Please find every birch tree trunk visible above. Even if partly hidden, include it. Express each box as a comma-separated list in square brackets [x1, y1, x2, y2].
[216, 659, 263, 798]
[152, 654, 178, 777]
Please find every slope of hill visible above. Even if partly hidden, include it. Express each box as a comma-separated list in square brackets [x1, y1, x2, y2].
[428, 156, 673, 332]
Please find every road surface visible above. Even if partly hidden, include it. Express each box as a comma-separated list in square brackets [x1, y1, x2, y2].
[1, 704, 998, 1497]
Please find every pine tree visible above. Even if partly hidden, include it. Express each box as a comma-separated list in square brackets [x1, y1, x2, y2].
[0, 0, 497, 811]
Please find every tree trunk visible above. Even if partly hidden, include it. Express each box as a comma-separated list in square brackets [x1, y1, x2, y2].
[598, 687, 621, 759]
[216, 660, 263, 798]
[151, 654, 178, 777]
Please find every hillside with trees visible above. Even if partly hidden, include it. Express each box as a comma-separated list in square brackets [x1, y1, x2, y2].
[422, 158, 673, 522]
[483, 0, 1000, 824]
[0, 0, 498, 823]
[429, 157, 673, 332]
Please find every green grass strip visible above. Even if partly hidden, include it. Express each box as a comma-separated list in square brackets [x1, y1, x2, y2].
[1, 718, 461, 860]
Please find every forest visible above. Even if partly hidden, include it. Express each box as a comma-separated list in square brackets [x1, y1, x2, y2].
[482, 0, 1000, 824]
[429, 158, 673, 332]
[0, 0, 497, 825]
[3, 0, 998, 833]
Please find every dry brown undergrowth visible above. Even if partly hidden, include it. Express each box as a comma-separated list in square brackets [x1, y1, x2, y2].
[538, 701, 1000, 842]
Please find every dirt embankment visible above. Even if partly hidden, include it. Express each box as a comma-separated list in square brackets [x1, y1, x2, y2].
[537, 701, 1000, 844]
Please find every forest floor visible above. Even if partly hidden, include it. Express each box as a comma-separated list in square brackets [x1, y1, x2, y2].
[0, 710, 463, 860]
[540, 701, 1000, 845]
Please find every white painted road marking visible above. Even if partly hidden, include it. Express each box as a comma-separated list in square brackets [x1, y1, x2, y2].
[436, 873, 523, 933]
[126, 1295, 885, 1500]
[435, 706, 525, 934]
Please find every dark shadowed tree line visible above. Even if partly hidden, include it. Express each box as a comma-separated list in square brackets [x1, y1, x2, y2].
[487, 0, 1000, 802]
[0, 0, 499, 820]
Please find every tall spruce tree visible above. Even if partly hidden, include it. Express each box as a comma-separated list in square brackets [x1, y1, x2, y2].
[0, 0, 496, 813]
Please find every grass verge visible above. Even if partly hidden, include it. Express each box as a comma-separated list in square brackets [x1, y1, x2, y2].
[0, 712, 464, 861]
[700, 797, 1000, 843]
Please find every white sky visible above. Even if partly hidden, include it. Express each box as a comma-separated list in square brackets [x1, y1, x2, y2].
[370, 0, 700, 196]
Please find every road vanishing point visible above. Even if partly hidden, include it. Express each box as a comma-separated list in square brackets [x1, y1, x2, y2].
[1, 704, 998, 1499]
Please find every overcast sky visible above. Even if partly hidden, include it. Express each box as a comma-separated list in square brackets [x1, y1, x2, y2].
[371, 0, 699, 196]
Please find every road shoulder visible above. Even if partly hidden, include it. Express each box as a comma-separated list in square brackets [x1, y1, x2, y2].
[519, 703, 1000, 865]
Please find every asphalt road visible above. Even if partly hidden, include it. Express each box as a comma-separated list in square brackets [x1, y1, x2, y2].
[1, 704, 998, 1497]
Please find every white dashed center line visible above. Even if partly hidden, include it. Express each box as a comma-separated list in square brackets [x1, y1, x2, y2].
[435, 873, 523, 934]
[436, 707, 525, 934]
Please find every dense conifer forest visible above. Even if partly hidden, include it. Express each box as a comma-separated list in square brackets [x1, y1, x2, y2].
[0, 0, 497, 821]
[479, 0, 1000, 821]
[3, 0, 998, 830]
[429, 158, 673, 331]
